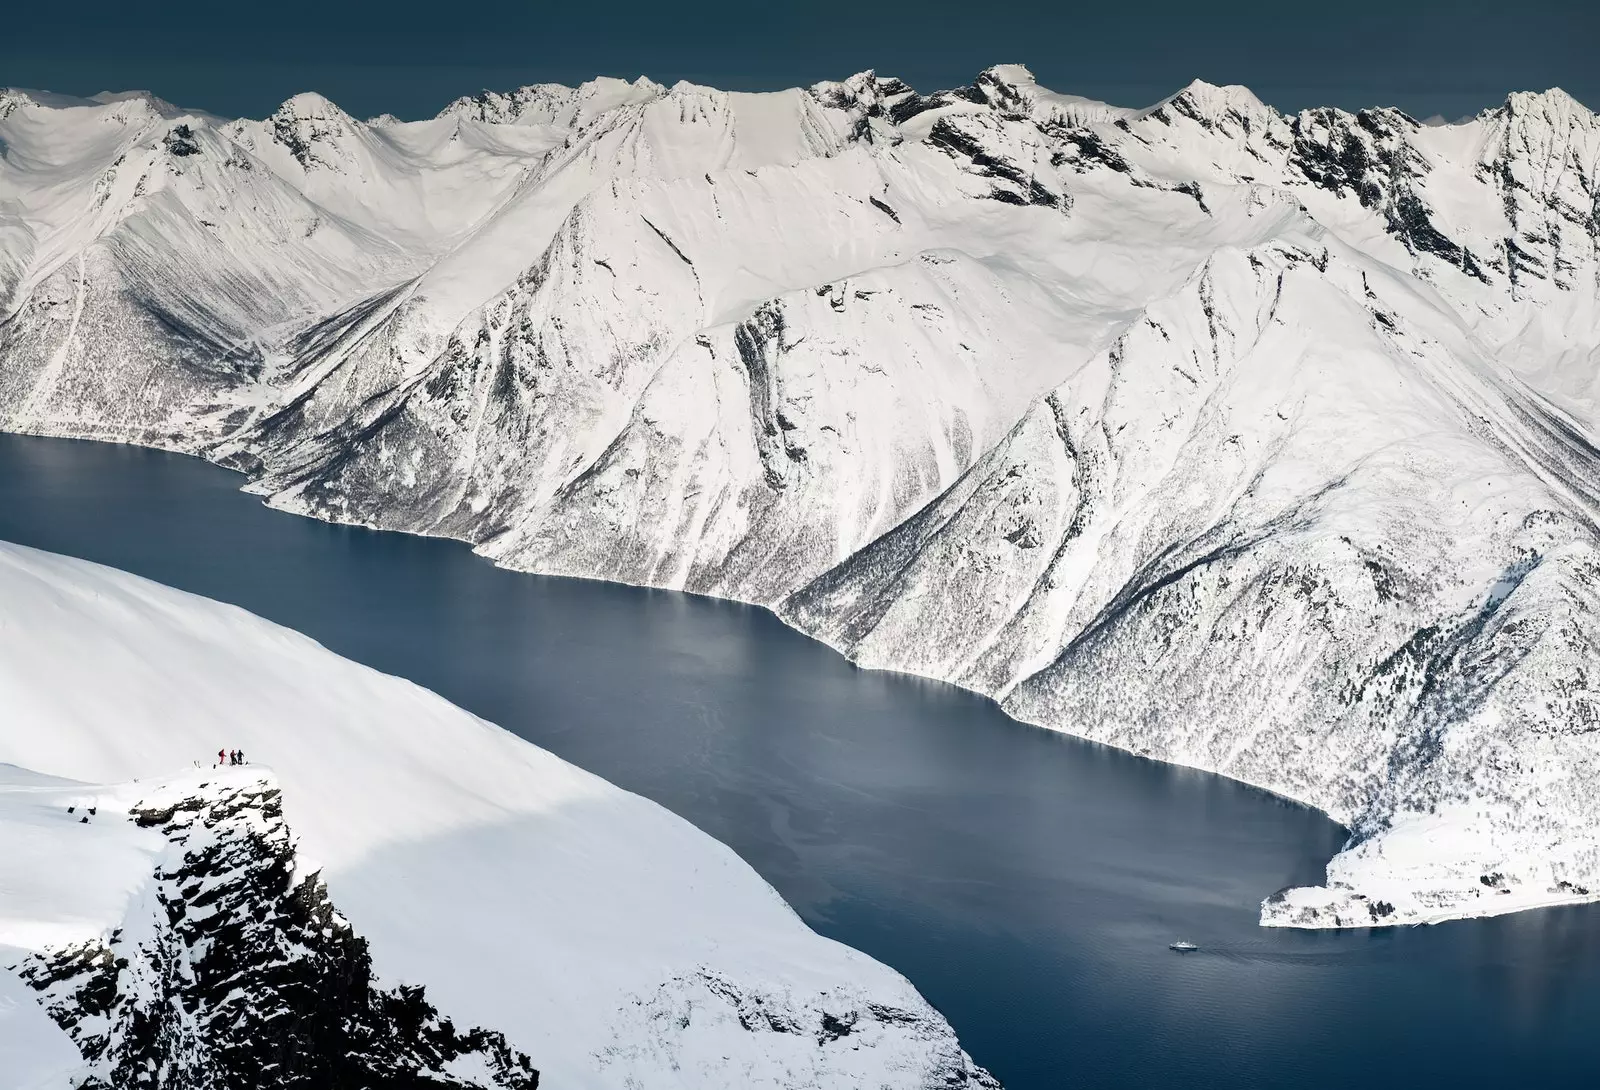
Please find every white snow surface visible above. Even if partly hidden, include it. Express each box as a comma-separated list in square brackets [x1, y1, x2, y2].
[0, 542, 991, 1088]
[0, 943, 81, 1090]
[2, 64, 1600, 929]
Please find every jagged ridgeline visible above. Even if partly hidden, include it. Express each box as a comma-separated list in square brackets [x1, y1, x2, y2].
[14, 777, 538, 1090]
[1, 65, 1598, 930]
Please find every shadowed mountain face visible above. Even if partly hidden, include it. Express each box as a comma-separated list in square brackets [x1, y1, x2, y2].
[1, 64, 1598, 928]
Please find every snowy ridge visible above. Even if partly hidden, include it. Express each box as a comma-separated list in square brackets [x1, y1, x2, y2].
[1, 66, 1599, 929]
[0, 543, 995, 1088]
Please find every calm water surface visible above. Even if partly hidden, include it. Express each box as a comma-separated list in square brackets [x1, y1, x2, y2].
[1, 433, 1597, 1088]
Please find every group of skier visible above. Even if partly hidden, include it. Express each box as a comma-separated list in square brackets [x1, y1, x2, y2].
[219, 748, 247, 766]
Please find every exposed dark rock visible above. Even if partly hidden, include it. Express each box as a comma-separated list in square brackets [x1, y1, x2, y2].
[927, 117, 1067, 210]
[733, 303, 797, 490]
[164, 124, 200, 157]
[14, 779, 538, 1090]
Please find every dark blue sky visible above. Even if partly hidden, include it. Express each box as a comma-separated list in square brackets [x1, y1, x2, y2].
[6, 0, 1595, 121]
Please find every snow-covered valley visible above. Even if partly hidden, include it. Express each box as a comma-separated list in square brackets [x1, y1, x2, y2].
[0, 541, 996, 1088]
[2, 64, 1599, 933]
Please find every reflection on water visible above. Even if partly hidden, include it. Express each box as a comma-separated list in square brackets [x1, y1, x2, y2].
[1, 433, 1597, 1089]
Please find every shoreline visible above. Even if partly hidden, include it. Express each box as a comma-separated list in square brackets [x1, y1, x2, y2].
[4, 425, 1594, 934]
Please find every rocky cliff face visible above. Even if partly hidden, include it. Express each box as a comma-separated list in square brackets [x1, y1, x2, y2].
[1, 66, 1597, 929]
[12, 774, 539, 1090]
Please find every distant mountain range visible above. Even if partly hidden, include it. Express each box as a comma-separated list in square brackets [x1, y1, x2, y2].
[3, 64, 1598, 930]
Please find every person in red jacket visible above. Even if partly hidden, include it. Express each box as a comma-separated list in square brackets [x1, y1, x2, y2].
[218, 748, 226, 766]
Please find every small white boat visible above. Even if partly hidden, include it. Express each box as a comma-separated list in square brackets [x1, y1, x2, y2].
[1168, 941, 1199, 952]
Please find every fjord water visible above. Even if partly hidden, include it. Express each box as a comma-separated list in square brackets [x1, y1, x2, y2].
[2, 434, 1597, 1088]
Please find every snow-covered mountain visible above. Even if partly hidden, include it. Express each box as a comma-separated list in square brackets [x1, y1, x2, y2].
[0, 542, 995, 1088]
[1, 65, 1598, 929]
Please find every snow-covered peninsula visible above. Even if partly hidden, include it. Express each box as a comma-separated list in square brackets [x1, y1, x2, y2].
[1, 65, 1598, 929]
[0, 542, 995, 1088]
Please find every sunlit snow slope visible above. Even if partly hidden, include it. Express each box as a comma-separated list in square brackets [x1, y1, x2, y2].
[0, 543, 995, 1089]
[2, 65, 1598, 927]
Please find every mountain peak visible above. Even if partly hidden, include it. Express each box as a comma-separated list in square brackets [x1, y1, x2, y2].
[440, 76, 665, 128]
[272, 91, 355, 124]
[0, 87, 34, 120]
[977, 62, 1040, 90]
[89, 89, 182, 117]
[257, 92, 363, 170]
[971, 64, 1134, 127]
[440, 82, 577, 124]
[589, 74, 665, 96]
[666, 78, 720, 97]
[1155, 78, 1276, 120]
[1498, 86, 1596, 125]
[811, 69, 914, 108]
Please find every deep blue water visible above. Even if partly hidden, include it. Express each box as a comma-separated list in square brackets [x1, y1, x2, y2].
[1, 431, 1597, 1088]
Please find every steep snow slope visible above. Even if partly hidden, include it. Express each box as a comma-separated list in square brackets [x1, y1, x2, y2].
[1, 65, 1598, 930]
[241, 80, 1299, 604]
[0, 542, 995, 1088]
[0, 935, 80, 1090]
[786, 229, 1600, 927]
[0, 87, 542, 449]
